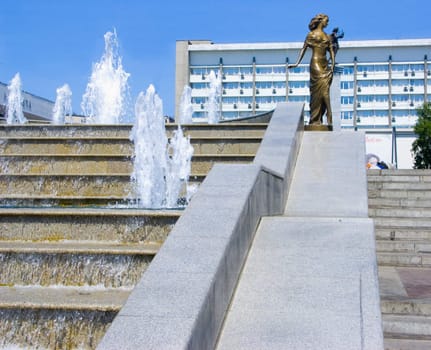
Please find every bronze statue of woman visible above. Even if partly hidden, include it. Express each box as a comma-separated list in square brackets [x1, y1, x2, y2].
[288, 14, 335, 126]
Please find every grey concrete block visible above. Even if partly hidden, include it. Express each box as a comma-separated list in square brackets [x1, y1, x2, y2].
[285, 131, 369, 218]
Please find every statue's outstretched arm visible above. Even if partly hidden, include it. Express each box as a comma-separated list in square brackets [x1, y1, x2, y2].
[288, 41, 307, 69]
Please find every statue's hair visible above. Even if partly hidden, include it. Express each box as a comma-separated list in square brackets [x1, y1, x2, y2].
[308, 14, 328, 31]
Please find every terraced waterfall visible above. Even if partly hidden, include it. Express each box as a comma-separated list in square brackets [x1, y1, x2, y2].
[0, 122, 267, 349]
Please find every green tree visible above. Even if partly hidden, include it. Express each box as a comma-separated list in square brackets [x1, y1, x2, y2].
[412, 102, 431, 169]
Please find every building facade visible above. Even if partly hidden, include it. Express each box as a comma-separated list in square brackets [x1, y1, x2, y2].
[175, 39, 431, 168]
[0, 81, 54, 123]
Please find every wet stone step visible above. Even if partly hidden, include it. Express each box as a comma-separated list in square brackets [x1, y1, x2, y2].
[0, 208, 181, 243]
[0, 251, 152, 288]
[0, 123, 268, 138]
[0, 173, 204, 197]
[0, 240, 161, 255]
[0, 285, 129, 311]
[0, 136, 262, 156]
[0, 154, 255, 175]
[0, 306, 116, 349]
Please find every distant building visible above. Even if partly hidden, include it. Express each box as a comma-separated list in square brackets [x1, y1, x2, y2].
[175, 39, 431, 168]
[0, 81, 55, 123]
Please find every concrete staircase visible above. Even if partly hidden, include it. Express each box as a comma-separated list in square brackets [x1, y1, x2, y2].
[368, 169, 431, 350]
[0, 123, 266, 349]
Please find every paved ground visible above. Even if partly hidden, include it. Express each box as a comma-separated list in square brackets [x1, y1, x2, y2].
[380, 267, 431, 299]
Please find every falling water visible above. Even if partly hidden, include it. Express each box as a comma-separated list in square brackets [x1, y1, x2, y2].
[207, 70, 222, 124]
[6, 73, 27, 124]
[166, 126, 194, 207]
[178, 85, 194, 124]
[81, 30, 130, 124]
[130, 85, 193, 208]
[52, 84, 72, 124]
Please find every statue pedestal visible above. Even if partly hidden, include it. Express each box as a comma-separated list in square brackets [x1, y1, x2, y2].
[304, 124, 333, 132]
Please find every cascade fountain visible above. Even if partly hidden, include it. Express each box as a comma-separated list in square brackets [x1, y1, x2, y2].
[178, 85, 194, 124]
[81, 30, 130, 124]
[130, 84, 194, 209]
[207, 70, 222, 124]
[52, 84, 72, 124]
[6, 73, 27, 124]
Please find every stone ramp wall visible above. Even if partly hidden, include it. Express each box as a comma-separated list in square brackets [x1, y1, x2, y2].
[97, 102, 304, 349]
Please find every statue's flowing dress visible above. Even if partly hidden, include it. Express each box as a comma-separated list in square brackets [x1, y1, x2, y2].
[306, 32, 333, 125]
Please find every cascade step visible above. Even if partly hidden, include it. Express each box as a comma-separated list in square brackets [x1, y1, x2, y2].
[0, 154, 254, 175]
[0, 173, 204, 199]
[0, 240, 161, 255]
[0, 305, 116, 349]
[0, 207, 181, 243]
[0, 123, 268, 138]
[0, 249, 153, 288]
[0, 285, 128, 311]
[0, 136, 262, 156]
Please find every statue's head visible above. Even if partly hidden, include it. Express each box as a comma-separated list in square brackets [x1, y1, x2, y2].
[308, 14, 329, 31]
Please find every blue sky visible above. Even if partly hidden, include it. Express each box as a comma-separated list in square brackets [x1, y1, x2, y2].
[1, 0, 430, 118]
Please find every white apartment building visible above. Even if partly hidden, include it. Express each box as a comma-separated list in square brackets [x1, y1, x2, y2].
[0, 81, 54, 123]
[175, 39, 431, 168]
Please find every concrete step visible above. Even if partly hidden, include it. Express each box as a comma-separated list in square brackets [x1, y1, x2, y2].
[376, 228, 431, 241]
[368, 169, 431, 177]
[373, 217, 431, 230]
[384, 338, 431, 350]
[369, 197, 431, 208]
[377, 253, 431, 267]
[369, 208, 431, 219]
[0, 123, 268, 138]
[368, 189, 431, 200]
[383, 314, 431, 338]
[0, 154, 254, 175]
[0, 136, 262, 156]
[368, 174, 431, 183]
[381, 298, 431, 316]
[377, 240, 431, 253]
[0, 207, 181, 242]
[368, 181, 431, 191]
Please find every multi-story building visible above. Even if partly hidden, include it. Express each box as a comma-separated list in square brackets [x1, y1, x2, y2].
[175, 39, 431, 168]
[0, 81, 54, 123]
